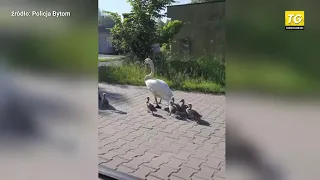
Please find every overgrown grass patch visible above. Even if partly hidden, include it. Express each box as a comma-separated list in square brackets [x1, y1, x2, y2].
[99, 60, 225, 94]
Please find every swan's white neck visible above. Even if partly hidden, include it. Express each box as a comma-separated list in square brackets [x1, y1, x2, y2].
[144, 62, 155, 81]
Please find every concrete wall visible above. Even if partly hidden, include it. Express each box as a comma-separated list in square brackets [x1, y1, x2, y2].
[98, 26, 114, 54]
[167, 1, 225, 56]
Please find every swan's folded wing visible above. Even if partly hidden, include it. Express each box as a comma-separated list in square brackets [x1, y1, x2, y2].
[145, 79, 173, 101]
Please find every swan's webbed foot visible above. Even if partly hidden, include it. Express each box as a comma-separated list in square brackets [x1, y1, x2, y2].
[155, 105, 161, 109]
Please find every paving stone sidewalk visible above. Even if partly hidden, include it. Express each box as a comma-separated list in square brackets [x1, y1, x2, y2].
[98, 84, 225, 180]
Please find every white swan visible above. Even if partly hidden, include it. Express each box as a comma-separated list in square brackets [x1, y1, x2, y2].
[144, 58, 173, 109]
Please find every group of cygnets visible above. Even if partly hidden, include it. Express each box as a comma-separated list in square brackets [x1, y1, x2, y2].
[99, 88, 203, 122]
[146, 96, 203, 122]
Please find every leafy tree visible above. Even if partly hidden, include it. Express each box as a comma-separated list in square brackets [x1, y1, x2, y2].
[104, 0, 183, 60]
[98, 9, 115, 27]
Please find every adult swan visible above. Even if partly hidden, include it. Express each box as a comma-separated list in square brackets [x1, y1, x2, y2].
[144, 58, 173, 109]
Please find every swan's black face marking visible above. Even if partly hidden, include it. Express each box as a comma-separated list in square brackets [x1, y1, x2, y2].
[146, 97, 150, 103]
[187, 104, 192, 109]
[171, 97, 175, 102]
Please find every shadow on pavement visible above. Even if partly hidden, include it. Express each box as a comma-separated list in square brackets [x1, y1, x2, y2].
[99, 104, 127, 115]
[98, 89, 127, 102]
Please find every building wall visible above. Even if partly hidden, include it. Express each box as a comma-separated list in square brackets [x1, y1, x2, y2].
[167, 1, 225, 56]
[98, 32, 113, 54]
[98, 26, 114, 54]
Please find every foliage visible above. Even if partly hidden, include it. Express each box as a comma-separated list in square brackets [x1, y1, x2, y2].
[99, 53, 225, 94]
[104, 0, 183, 61]
[157, 20, 184, 45]
[98, 9, 114, 27]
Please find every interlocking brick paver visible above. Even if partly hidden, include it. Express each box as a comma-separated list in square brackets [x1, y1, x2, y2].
[208, 149, 225, 159]
[130, 165, 157, 180]
[146, 146, 165, 155]
[175, 150, 194, 161]
[163, 143, 183, 154]
[144, 152, 175, 169]
[193, 165, 217, 180]
[192, 136, 209, 145]
[99, 156, 111, 165]
[182, 142, 201, 152]
[174, 136, 192, 146]
[102, 157, 129, 170]
[150, 165, 179, 180]
[182, 130, 199, 139]
[147, 175, 163, 180]
[216, 141, 225, 150]
[191, 176, 206, 180]
[116, 165, 135, 174]
[202, 157, 222, 170]
[197, 143, 217, 152]
[123, 156, 149, 170]
[99, 84, 225, 180]
[169, 175, 185, 180]
[191, 149, 211, 160]
[183, 157, 205, 170]
[215, 162, 225, 178]
[211, 176, 224, 180]
[100, 149, 122, 160]
[206, 136, 221, 144]
[164, 158, 185, 170]
[172, 165, 197, 180]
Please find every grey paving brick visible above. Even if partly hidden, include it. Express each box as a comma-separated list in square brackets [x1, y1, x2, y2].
[193, 165, 216, 180]
[197, 129, 214, 138]
[164, 158, 185, 170]
[191, 176, 206, 180]
[147, 175, 163, 180]
[182, 142, 201, 152]
[116, 165, 135, 174]
[192, 136, 209, 145]
[182, 130, 199, 139]
[144, 153, 175, 169]
[172, 165, 197, 180]
[174, 136, 192, 146]
[150, 165, 179, 180]
[102, 157, 129, 170]
[190, 149, 211, 160]
[130, 165, 157, 180]
[123, 156, 148, 170]
[146, 146, 165, 155]
[163, 143, 183, 154]
[215, 164, 225, 178]
[202, 157, 222, 170]
[205, 136, 221, 144]
[208, 149, 225, 159]
[211, 176, 224, 180]
[100, 149, 123, 160]
[175, 150, 194, 161]
[169, 175, 185, 180]
[99, 156, 111, 165]
[183, 157, 205, 170]
[198, 143, 217, 152]
[216, 141, 225, 150]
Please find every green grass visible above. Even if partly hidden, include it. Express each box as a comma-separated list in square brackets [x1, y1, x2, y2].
[99, 61, 225, 94]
